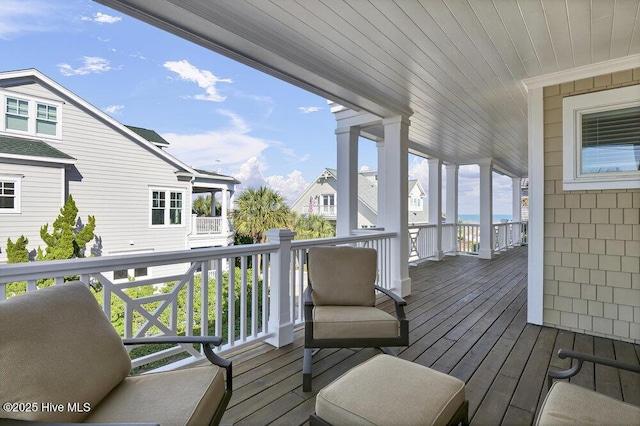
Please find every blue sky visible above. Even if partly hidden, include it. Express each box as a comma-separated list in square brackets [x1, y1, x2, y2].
[0, 0, 514, 215]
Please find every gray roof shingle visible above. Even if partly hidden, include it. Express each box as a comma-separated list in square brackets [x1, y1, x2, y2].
[0, 135, 75, 161]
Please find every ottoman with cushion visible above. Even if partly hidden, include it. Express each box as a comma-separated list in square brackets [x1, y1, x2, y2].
[310, 354, 468, 426]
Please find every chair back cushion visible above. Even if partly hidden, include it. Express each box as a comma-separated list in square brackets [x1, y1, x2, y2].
[308, 246, 377, 306]
[0, 282, 132, 422]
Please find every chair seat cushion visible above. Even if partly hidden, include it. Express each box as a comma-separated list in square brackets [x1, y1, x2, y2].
[316, 354, 466, 426]
[84, 365, 226, 426]
[313, 306, 398, 339]
[536, 381, 640, 425]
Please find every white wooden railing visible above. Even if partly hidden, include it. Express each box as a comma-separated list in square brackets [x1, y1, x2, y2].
[194, 216, 223, 234]
[0, 229, 395, 371]
[409, 222, 528, 262]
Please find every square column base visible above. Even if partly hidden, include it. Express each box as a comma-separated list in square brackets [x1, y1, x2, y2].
[266, 321, 294, 348]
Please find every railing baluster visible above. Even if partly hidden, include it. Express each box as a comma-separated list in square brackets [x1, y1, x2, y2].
[227, 259, 235, 346]
[215, 258, 223, 341]
[262, 253, 269, 335]
[251, 254, 258, 338]
[240, 256, 247, 342]
[201, 260, 209, 339]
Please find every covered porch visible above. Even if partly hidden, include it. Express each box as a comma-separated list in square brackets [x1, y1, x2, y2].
[220, 245, 640, 425]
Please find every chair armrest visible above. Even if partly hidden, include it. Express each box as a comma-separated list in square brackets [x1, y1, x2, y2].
[374, 285, 407, 306]
[547, 348, 640, 389]
[122, 336, 223, 346]
[304, 285, 313, 306]
[122, 336, 232, 391]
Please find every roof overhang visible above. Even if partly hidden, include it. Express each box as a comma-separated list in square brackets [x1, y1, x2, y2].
[94, 1, 640, 178]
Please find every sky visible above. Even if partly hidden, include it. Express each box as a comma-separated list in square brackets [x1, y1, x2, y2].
[0, 0, 514, 215]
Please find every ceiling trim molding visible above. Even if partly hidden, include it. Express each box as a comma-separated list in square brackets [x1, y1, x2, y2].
[522, 54, 640, 89]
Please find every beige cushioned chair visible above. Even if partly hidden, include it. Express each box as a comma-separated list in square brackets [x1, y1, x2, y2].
[303, 246, 409, 392]
[536, 349, 640, 425]
[0, 282, 232, 425]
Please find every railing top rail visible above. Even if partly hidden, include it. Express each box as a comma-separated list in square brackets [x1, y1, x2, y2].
[0, 242, 279, 282]
[289, 230, 397, 251]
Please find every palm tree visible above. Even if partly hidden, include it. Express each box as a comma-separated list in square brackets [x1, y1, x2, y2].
[192, 195, 212, 216]
[231, 186, 293, 243]
[293, 214, 335, 240]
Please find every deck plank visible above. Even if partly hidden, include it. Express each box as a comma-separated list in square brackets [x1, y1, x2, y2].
[214, 246, 639, 425]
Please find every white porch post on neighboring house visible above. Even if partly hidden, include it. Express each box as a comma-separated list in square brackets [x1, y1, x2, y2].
[446, 164, 459, 254]
[221, 188, 229, 234]
[428, 158, 443, 260]
[381, 116, 411, 297]
[512, 177, 522, 245]
[265, 228, 295, 348]
[478, 159, 494, 259]
[336, 126, 359, 236]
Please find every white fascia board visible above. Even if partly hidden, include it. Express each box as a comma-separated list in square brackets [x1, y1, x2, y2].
[522, 54, 640, 89]
[0, 153, 75, 166]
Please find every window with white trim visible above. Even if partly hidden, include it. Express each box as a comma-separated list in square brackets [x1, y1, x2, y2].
[0, 176, 21, 213]
[113, 267, 148, 281]
[1, 91, 62, 139]
[150, 189, 184, 226]
[409, 196, 423, 210]
[563, 85, 640, 190]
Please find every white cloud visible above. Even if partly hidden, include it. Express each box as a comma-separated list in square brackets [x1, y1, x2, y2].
[102, 104, 124, 115]
[163, 110, 270, 170]
[266, 170, 308, 204]
[299, 106, 323, 114]
[232, 158, 308, 204]
[0, 0, 62, 39]
[81, 12, 121, 24]
[163, 60, 232, 102]
[58, 56, 115, 76]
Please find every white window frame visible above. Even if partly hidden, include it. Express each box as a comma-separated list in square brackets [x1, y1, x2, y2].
[0, 90, 63, 140]
[563, 85, 640, 190]
[149, 187, 186, 227]
[0, 175, 22, 214]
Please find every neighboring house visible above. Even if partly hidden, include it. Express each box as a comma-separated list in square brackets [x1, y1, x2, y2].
[291, 168, 428, 228]
[0, 69, 238, 278]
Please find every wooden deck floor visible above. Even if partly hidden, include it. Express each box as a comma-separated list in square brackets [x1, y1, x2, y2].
[220, 246, 640, 425]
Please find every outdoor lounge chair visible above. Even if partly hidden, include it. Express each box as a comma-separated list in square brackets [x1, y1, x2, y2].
[536, 349, 640, 425]
[0, 281, 232, 425]
[302, 245, 409, 392]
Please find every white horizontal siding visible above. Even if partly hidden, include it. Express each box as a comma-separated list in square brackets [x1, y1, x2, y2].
[0, 163, 62, 262]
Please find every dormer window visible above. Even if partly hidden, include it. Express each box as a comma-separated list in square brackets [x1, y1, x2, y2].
[1, 91, 62, 139]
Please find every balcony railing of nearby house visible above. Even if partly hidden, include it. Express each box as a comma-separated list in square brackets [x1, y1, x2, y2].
[193, 216, 223, 234]
[409, 222, 528, 262]
[0, 230, 395, 371]
[317, 205, 337, 216]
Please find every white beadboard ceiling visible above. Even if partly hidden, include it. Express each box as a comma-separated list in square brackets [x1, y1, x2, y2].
[95, 0, 640, 177]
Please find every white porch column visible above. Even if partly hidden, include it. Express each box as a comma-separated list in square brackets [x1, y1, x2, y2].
[221, 188, 229, 234]
[376, 140, 386, 228]
[381, 116, 411, 297]
[265, 228, 296, 348]
[428, 158, 443, 260]
[446, 164, 459, 255]
[336, 126, 359, 236]
[478, 159, 494, 259]
[512, 177, 522, 245]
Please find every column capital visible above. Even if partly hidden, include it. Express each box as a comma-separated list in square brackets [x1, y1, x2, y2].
[477, 158, 494, 167]
[428, 157, 443, 166]
[382, 115, 411, 127]
[335, 126, 361, 136]
[445, 164, 459, 171]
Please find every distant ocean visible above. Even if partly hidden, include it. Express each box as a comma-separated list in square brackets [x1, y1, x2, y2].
[457, 214, 512, 224]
